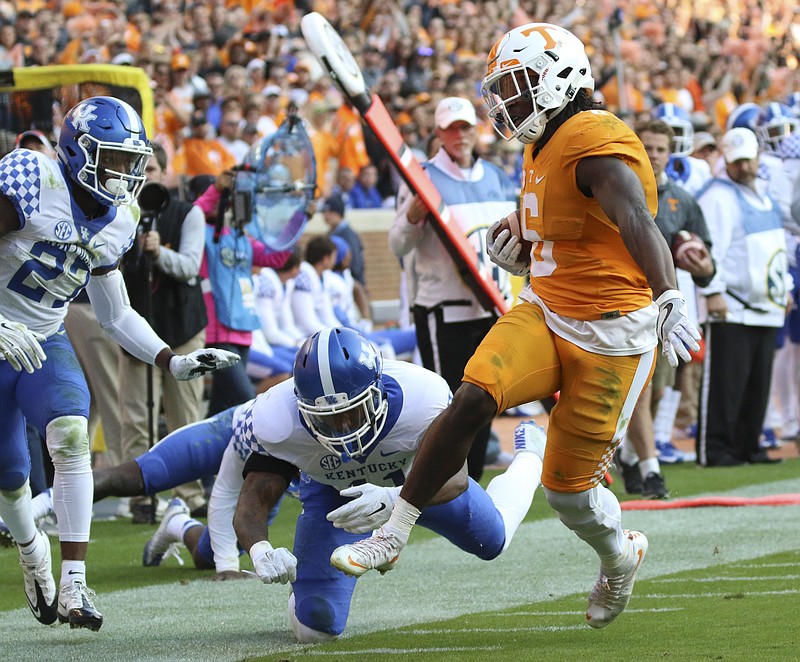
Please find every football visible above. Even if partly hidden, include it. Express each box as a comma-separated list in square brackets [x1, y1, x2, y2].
[492, 210, 524, 242]
[670, 230, 706, 265]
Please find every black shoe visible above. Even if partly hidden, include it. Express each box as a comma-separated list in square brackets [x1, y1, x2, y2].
[190, 502, 208, 518]
[748, 452, 783, 465]
[614, 451, 642, 494]
[642, 472, 670, 499]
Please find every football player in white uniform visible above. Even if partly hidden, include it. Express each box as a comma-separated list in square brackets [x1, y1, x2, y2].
[0, 96, 239, 631]
[652, 103, 712, 196]
[228, 327, 545, 642]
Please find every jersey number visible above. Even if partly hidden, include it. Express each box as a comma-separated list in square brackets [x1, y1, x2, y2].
[8, 241, 89, 307]
[522, 192, 557, 277]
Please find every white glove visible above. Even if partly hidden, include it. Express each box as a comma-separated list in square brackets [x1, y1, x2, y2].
[250, 541, 297, 584]
[655, 289, 701, 368]
[169, 348, 240, 381]
[326, 484, 402, 534]
[487, 221, 529, 277]
[0, 316, 47, 373]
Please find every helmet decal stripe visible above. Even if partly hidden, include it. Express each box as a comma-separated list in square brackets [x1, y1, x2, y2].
[118, 99, 144, 138]
[317, 328, 335, 394]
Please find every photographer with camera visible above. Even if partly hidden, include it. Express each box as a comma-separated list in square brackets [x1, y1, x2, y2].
[119, 142, 210, 521]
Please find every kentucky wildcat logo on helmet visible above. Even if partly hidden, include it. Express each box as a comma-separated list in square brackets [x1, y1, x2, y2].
[293, 328, 388, 460]
[481, 23, 594, 145]
[57, 96, 152, 207]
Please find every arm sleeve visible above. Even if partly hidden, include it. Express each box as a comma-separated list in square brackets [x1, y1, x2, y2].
[207, 444, 247, 573]
[388, 181, 426, 257]
[194, 184, 222, 217]
[85, 269, 168, 364]
[153, 205, 205, 282]
[250, 237, 290, 269]
[242, 451, 299, 483]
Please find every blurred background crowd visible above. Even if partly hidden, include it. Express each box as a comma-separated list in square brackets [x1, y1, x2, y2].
[1, 0, 799, 199]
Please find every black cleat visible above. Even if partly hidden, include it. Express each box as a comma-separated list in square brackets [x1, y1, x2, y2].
[642, 472, 670, 500]
[614, 451, 643, 494]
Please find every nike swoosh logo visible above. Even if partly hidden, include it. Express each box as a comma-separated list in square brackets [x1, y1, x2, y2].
[27, 597, 41, 619]
[367, 503, 387, 517]
[379, 450, 401, 457]
[68, 569, 82, 575]
[347, 555, 368, 569]
[535, 175, 545, 184]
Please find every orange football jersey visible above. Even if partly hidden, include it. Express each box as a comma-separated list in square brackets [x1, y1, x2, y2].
[519, 110, 658, 320]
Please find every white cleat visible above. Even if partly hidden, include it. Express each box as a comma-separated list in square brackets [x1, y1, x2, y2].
[330, 527, 403, 577]
[20, 529, 58, 625]
[512, 420, 547, 460]
[58, 579, 103, 631]
[142, 497, 188, 567]
[586, 530, 648, 629]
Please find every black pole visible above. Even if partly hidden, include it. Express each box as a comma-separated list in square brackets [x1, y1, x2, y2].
[137, 182, 169, 525]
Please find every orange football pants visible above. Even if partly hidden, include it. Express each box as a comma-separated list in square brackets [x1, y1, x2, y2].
[463, 302, 656, 492]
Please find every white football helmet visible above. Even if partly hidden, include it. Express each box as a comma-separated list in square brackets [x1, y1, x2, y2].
[481, 23, 594, 145]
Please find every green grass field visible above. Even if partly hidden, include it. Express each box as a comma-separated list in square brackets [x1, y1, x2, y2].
[1, 458, 798, 661]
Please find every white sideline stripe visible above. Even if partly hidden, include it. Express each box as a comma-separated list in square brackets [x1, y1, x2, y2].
[732, 562, 800, 569]
[504, 608, 685, 616]
[408, 626, 586, 634]
[3, 476, 799, 662]
[652, 575, 800, 583]
[639, 589, 799, 599]
[303, 646, 500, 655]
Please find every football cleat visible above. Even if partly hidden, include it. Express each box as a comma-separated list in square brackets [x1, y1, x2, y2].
[512, 420, 547, 460]
[613, 451, 643, 495]
[641, 472, 669, 500]
[142, 497, 188, 567]
[586, 530, 648, 629]
[329, 527, 402, 577]
[57, 579, 103, 631]
[20, 530, 58, 625]
[655, 440, 696, 464]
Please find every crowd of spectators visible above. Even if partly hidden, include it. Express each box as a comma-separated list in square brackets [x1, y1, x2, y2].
[1, 0, 799, 201]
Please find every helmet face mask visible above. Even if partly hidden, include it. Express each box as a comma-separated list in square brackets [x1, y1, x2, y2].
[57, 96, 152, 206]
[756, 102, 799, 153]
[481, 23, 594, 145]
[294, 328, 389, 459]
[651, 103, 694, 157]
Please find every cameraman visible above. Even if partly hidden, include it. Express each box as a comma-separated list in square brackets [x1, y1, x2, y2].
[119, 142, 209, 520]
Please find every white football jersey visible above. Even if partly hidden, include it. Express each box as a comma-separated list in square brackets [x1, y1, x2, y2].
[0, 149, 138, 336]
[236, 359, 452, 489]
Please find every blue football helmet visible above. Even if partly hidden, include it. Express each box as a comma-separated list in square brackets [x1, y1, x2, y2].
[652, 103, 694, 156]
[294, 327, 388, 459]
[756, 101, 799, 153]
[785, 92, 800, 116]
[726, 102, 760, 132]
[57, 96, 152, 206]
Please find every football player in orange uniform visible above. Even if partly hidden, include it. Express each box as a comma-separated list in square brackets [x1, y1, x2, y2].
[330, 23, 700, 629]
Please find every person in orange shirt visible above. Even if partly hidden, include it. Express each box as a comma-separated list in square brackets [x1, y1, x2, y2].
[172, 110, 238, 178]
[331, 23, 700, 631]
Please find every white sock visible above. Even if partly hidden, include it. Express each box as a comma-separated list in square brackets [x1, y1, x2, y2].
[639, 457, 660, 478]
[0, 481, 37, 545]
[619, 436, 638, 464]
[654, 387, 681, 443]
[19, 529, 44, 559]
[486, 451, 542, 551]
[382, 497, 421, 545]
[61, 560, 86, 587]
[165, 513, 202, 544]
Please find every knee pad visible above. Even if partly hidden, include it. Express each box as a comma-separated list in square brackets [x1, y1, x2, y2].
[0, 469, 29, 493]
[45, 416, 90, 472]
[544, 485, 621, 540]
[287, 593, 339, 643]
